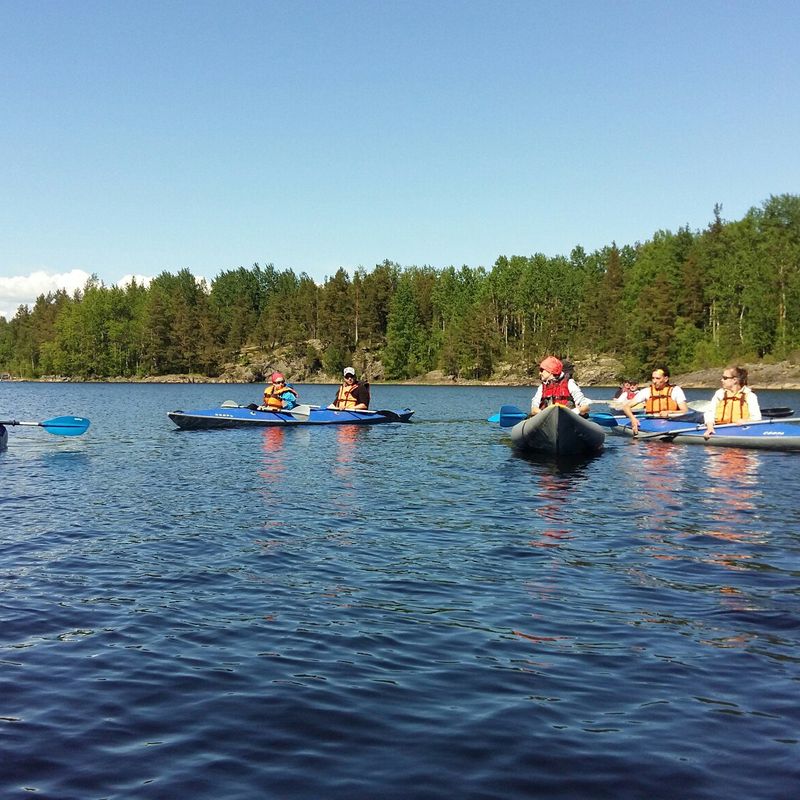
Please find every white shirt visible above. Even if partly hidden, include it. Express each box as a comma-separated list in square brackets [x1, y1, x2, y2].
[704, 386, 761, 426]
[628, 384, 687, 408]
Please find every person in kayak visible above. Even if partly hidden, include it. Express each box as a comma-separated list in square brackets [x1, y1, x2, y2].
[260, 372, 299, 411]
[622, 366, 689, 434]
[328, 367, 370, 410]
[530, 356, 590, 417]
[613, 380, 634, 400]
[703, 366, 761, 438]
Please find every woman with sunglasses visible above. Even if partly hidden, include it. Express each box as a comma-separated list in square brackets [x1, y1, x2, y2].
[260, 371, 299, 411]
[703, 366, 761, 438]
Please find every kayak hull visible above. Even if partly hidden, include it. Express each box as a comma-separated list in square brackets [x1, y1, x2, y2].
[168, 406, 414, 430]
[616, 416, 800, 451]
[0, 424, 7, 452]
[509, 404, 605, 456]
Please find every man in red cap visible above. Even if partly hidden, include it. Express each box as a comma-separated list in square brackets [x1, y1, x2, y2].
[530, 356, 590, 417]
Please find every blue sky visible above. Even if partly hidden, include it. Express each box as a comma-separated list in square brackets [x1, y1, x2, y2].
[1, 0, 798, 319]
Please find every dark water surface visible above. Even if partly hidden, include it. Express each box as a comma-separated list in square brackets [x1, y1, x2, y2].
[2, 382, 799, 799]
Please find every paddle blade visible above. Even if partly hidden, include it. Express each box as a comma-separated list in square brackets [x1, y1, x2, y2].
[288, 404, 312, 420]
[499, 405, 527, 428]
[762, 406, 793, 418]
[589, 412, 620, 428]
[41, 416, 91, 436]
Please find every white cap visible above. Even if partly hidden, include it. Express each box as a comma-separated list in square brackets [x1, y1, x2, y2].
[343, 367, 356, 377]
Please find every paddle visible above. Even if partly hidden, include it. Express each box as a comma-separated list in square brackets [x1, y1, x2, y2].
[761, 406, 793, 418]
[290, 405, 404, 422]
[635, 416, 800, 441]
[0, 415, 91, 437]
[588, 412, 621, 428]
[493, 405, 527, 427]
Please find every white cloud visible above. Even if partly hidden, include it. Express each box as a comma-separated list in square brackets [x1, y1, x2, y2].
[0, 270, 211, 321]
[116, 274, 152, 290]
[0, 269, 92, 321]
[0, 270, 163, 321]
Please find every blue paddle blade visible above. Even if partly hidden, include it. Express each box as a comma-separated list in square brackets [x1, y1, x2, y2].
[499, 405, 527, 428]
[588, 412, 620, 428]
[41, 416, 91, 436]
[487, 413, 501, 423]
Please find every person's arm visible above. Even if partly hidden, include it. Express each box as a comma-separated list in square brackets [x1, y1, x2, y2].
[746, 388, 762, 420]
[530, 387, 543, 415]
[568, 379, 590, 416]
[352, 383, 368, 410]
[669, 386, 689, 415]
[704, 389, 722, 436]
[622, 389, 647, 434]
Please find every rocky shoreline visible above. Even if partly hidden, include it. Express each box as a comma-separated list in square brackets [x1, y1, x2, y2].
[8, 358, 800, 390]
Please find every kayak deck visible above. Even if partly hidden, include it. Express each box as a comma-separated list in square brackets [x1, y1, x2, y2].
[168, 405, 414, 430]
[509, 404, 605, 456]
[614, 415, 800, 451]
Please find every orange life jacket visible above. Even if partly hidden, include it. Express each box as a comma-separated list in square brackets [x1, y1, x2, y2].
[540, 377, 574, 409]
[263, 383, 288, 410]
[645, 384, 679, 414]
[715, 390, 751, 424]
[335, 382, 361, 409]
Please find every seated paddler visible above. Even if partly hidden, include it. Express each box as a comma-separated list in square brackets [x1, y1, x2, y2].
[622, 366, 689, 435]
[704, 365, 761, 438]
[530, 356, 590, 417]
[260, 371, 299, 411]
[328, 366, 370, 410]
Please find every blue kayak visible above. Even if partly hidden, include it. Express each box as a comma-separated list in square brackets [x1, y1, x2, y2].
[168, 403, 414, 430]
[611, 414, 800, 451]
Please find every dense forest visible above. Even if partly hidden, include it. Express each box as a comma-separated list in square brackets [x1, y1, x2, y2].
[1, 194, 799, 381]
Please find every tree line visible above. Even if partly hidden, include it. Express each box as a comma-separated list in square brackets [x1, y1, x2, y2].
[1, 194, 799, 381]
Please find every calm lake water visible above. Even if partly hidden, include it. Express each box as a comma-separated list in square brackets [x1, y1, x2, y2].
[2, 381, 800, 799]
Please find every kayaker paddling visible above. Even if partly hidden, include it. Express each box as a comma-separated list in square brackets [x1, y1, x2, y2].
[622, 366, 689, 435]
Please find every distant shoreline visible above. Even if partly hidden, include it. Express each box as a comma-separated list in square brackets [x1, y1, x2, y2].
[5, 363, 800, 392]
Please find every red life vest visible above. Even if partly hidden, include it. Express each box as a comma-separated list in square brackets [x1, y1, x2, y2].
[716, 390, 751, 424]
[645, 384, 679, 414]
[540, 377, 574, 409]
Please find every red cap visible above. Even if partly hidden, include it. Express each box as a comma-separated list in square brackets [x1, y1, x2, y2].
[539, 356, 563, 375]
[270, 371, 285, 383]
